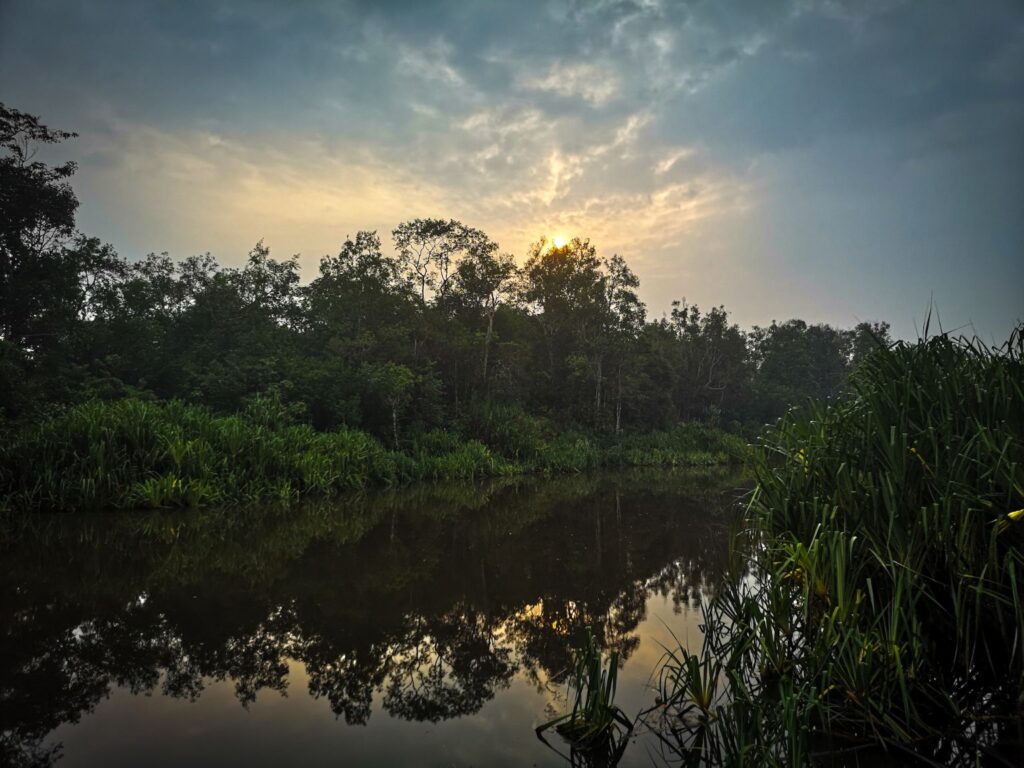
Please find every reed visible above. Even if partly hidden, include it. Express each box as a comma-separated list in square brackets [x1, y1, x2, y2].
[0, 398, 395, 512]
[650, 327, 1024, 765]
[537, 629, 634, 763]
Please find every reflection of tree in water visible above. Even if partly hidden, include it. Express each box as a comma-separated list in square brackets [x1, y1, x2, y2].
[0, 470, 741, 766]
[505, 592, 645, 692]
[301, 637, 388, 725]
[296, 608, 516, 725]
[383, 609, 514, 722]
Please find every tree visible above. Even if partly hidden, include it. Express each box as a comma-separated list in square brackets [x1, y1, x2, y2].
[0, 103, 905, 439]
[363, 362, 416, 448]
[68, 235, 127, 323]
[603, 254, 645, 433]
[668, 301, 750, 422]
[749, 319, 852, 419]
[445, 247, 517, 394]
[0, 103, 79, 350]
[304, 231, 415, 366]
[848, 321, 892, 368]
[521, 237, 610, 418]
[392, 218, 492, 302]
[232, 241, 301, 328]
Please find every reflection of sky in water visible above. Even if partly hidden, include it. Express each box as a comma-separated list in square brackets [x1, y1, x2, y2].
[47, 586, 707, 767]
[5, 471, 743, 767]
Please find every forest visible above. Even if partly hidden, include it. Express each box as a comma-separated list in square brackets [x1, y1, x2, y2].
[1, 103, 887, 448]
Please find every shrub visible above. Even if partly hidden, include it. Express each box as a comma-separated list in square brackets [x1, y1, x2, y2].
[0, 399, 745, 512]
[0, 399, 392, 511]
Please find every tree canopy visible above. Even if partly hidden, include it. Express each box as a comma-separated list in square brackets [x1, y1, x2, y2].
[0, 104, 893, 440]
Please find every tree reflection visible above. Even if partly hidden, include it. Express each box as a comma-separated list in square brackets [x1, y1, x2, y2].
[302, 640, 389, 725]
[383, 608, 514, 722]
[0, 470, 741, 766]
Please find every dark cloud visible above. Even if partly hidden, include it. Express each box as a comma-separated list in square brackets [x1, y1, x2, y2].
[0, 0, 1020, 338]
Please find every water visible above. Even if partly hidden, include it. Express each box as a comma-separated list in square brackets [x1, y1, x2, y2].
[1, 469, 746, 767]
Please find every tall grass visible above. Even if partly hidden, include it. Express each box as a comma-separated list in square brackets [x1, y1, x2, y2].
[537, 629, 634, 764]
[0, 398, 745, 513]
[650, 328, 1024, 765]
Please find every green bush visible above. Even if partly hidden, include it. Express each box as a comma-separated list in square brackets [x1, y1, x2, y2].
[0, 399, 393, 511]
[456, 403, 552, 461]
[0, 397, 746, 513]
[601, 423, 747, 468]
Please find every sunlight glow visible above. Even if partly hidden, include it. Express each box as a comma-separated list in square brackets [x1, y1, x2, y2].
[552, 234, 568, 248]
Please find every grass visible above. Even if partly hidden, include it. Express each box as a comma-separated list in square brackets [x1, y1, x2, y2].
[648, 327, 1024, 766]
[0, 397, 745, 513]
[537, 629, 635, 764]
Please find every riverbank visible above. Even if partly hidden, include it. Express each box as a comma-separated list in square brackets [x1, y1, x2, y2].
[0, 397, 747, 513]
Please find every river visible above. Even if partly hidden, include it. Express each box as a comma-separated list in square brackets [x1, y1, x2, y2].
[0, 468, 747, 767]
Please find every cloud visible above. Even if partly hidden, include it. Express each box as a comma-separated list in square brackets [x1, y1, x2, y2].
[72, 120, 463, 266]
[67, 107, 744, 297]
[396, 39, 465, 86]
[0, 0, 1021, 338]
[519, 61, 620, 105]
[497, 174, 753, 263]
[655, 148, 696, 175]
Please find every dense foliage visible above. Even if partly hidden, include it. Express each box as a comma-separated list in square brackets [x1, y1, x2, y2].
[1, 103, 889, 449]
[651, 330, 1024, 765]
[0, 395, 743, 512]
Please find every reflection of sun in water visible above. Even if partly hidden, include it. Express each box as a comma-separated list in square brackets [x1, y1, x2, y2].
[551, 235, 568, 248]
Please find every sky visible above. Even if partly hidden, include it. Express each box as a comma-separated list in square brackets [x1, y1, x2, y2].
[1, 0, 1022, 340]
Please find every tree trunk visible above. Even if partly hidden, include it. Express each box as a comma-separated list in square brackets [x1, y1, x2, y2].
[482, 307, 494, 388]
[594, 356, 603, 426]
[391, 403, 399, 449]
[453, 359, 459, 416]
[615, 364, 623, 436]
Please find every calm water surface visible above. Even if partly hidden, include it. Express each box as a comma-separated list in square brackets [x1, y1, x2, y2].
[1, 469, 746, 767]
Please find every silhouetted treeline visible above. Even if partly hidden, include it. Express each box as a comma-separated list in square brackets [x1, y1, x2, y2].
[1, 103, 889, 440]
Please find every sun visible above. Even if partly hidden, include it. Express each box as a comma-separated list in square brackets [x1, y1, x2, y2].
[551, 234, 568, 248]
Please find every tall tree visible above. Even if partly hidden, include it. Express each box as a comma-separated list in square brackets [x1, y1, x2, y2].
[668, 302, 750, 422]
[521, 237, 610, 421]
[0, 103, 79, 351]
[749, 319, 851, 419]
[444, 247, 517, 395]
[393, 218, 492, 302]
[304, 231, 413, 364]
[603, 254, 646, 433]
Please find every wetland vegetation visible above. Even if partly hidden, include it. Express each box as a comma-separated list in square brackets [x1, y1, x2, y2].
[651, 330, 1024, 766]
